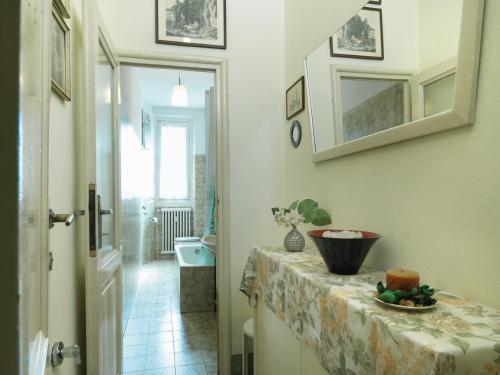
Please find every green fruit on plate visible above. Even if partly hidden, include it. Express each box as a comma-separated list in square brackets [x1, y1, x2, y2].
[379, 291, 397, 304]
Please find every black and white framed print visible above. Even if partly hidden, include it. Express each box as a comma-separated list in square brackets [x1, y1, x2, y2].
[330, 7, 384, 60]
[286, 77, 305, 120]
[156, 0, 227, 49]
[51, 6, 71, 101]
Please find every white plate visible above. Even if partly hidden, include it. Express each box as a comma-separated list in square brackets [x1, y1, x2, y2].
[373, 296, 437, 312]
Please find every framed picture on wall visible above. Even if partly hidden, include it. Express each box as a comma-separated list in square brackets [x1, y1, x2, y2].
[286, 77, 305, 120]
[51, 6, 71, 101]
[330, 7, 384, 60]
[142, 110, 152, 149]
[156, 0, 227, 49]
[53, 0, 70, 18]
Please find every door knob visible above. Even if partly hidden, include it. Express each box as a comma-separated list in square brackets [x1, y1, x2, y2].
[49, 209, 75, 229]
[51, 341, 81, 367]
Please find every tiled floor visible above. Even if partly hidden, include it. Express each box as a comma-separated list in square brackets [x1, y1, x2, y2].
[123, 259, 217, 375]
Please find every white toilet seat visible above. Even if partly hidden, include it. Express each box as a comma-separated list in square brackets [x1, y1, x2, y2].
[174, 236, 200, 243]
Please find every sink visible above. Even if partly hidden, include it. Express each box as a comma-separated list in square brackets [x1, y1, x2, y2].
[201, 235, 217, 255]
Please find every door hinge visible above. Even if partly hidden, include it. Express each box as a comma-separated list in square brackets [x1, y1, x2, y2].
[49, 252, 54, 271]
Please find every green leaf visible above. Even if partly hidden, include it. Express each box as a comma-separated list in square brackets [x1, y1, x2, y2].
[289, 200, 299, 211]
[376, 282, 386, 294]
[298, 199, 319, 223]
[450, 337, 470, 354]
[311, 208, 332, 226]
[420, 285, 435, 297]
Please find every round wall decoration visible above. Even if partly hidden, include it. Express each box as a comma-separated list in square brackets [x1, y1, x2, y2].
[290, 120, 302, 148]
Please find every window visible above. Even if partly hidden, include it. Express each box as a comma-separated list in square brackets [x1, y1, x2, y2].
[157, 120, 192, 202]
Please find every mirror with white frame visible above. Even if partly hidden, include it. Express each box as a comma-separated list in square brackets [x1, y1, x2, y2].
[305, 0, 484, 162]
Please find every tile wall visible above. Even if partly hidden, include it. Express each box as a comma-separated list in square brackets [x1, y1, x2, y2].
[193, 155, 207, 238]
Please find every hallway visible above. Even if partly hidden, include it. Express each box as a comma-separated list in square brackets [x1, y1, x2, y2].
[123, 260, 217, 375]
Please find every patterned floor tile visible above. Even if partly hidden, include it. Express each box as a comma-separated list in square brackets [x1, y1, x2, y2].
[122, 260, 217, 374]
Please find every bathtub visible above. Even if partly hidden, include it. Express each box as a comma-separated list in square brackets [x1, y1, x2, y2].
[175, 242, 216, 313]
[175, 243, 216, 267]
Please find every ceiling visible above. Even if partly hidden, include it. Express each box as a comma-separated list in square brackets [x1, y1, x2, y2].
[127, 66, 215, 108]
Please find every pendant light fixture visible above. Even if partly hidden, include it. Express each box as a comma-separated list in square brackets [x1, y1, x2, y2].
[171, 71, 189, 107]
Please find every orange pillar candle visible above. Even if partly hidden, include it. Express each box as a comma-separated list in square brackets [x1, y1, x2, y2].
[386, 268, 420, 291]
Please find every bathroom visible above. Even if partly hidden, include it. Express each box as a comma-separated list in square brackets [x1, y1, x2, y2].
[120, 65, 218, 373]
[7, 0, 500, 374]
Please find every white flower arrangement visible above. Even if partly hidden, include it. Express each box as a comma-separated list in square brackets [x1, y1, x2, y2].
[273, 209, 305, 228]
[272, 199, 332, 228]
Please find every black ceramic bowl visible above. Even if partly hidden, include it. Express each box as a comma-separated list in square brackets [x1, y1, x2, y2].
[308, 229, 380, 275]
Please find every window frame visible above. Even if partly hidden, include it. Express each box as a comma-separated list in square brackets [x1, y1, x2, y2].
[155, 117, 194, 207]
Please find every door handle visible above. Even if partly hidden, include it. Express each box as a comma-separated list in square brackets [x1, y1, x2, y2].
[49, 209, 85, 229]
[49, 210, 74, 229]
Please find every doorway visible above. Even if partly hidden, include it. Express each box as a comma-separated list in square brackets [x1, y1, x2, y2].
[119, 62, 225, 375]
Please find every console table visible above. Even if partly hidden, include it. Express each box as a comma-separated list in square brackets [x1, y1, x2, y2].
[241, 246, 500, 375]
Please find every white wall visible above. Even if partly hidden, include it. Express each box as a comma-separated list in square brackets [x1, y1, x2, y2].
[99, 0, 287, 355]
[418, 0, 463, 70]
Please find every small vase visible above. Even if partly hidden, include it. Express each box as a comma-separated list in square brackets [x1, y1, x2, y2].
[284, 225, 305, 252]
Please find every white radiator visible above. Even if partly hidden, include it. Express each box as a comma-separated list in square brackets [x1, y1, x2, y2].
[160, 208, 192, 254]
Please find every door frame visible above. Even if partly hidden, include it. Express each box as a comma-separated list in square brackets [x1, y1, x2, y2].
[12, 0, 52, 373]
[118, 50, 231, 375]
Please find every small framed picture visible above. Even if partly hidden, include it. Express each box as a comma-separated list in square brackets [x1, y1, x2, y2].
[53, 0, 70, 18]
[156, 0, 227, 49]
[286, 77, 305, 120]
[330, 7, 384, 60]
[142, 110, 152, 149]
[368, 0, 381, 5]
[51, 6, 71, 101]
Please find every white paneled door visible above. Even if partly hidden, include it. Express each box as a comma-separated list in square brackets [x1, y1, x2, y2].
[82, 1, 122, 374]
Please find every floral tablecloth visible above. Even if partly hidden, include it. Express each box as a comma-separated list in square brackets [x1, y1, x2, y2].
[240, 246, 500, 375]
